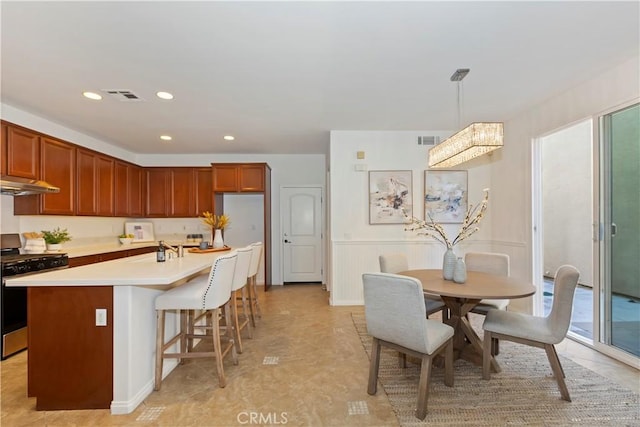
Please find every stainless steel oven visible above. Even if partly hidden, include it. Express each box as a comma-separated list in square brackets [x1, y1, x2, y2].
[1, 233, 68, 359]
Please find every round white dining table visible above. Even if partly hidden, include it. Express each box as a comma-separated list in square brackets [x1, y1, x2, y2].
[398, 269, 536, 372]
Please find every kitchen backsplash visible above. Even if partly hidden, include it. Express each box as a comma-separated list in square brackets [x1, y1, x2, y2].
[1, 195, 212, 247]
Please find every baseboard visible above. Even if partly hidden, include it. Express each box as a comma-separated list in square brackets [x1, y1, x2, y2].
[110, 358, 178, 415]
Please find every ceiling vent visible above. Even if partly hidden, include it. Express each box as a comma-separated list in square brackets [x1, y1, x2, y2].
[102, 90, 144, 102]
[417, 136, 440, 146]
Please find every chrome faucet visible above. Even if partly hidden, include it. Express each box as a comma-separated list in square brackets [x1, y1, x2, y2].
[163, 242, 184, 258]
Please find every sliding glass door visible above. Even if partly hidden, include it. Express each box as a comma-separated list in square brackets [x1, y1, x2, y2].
[600, 102, 640, 358]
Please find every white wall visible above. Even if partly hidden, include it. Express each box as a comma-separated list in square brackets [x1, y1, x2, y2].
[328, 130, 494, 305]
[491, 56, 639, 312]
[0, 106, 327, 285]
[327, 57, 639, 308]
[542, 120, 593, 286]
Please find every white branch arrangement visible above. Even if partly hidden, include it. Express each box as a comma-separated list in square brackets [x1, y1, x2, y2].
[404, 188, 490, 249]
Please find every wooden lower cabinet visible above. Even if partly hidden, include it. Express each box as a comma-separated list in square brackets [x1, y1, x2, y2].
[68, 247, 156, 268]
[28, 286, 113, 410]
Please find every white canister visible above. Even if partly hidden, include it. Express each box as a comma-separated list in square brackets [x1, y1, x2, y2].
[24, 238, 47, 254]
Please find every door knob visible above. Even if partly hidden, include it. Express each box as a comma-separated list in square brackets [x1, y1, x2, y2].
[284, 239, 291, 243]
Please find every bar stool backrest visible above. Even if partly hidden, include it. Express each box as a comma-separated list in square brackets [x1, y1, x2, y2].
[232, 247, 253, 291]
[202, 251, 237, 310]
[248, 242, 263, 279]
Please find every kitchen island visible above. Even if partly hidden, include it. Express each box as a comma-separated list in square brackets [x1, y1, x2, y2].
[4, 250, 230, 414]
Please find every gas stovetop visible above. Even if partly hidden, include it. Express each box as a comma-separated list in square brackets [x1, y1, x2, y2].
[1, 233, 69, 277]
[1, 252, 66, 263]
[1, 253, 69, 277]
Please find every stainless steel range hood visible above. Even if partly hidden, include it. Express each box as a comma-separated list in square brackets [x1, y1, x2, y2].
[0, 176, 60, 196]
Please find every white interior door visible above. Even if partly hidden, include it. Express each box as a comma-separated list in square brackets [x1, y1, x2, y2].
[281, 187, 323, 283]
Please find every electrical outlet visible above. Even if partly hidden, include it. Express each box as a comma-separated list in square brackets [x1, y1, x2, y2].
[96, 308, 107, 326]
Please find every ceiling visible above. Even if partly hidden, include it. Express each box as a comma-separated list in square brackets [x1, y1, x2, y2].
[1, 2, 638, 156]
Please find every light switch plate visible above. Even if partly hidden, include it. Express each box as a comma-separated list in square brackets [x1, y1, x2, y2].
[96, 308, 107, 326]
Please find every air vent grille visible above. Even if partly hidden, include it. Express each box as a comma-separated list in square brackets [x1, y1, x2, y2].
[417, 136, 440, 146]
[102, 90, 144, 102]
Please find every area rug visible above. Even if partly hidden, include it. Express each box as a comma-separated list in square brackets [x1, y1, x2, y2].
[351, 312, 639, 426]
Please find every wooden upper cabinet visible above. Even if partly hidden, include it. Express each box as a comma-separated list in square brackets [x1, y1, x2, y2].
[239, 164, 266, 192]
[145, 168, 170, 217]
[115, 161, 144, 217]
[212, 163, 267, 192]
[212, 164, 238, 192]
[169, 168, 195, 217]
[96, 155, 114, 216]
[144, 167, 211, 218]
[194, 167, 213, 214]
[128, 165, 144, 217]
[40, 137, 75, 215]
[114, 161, 129, 217]
[1, 123, 7, 176]
[76, 149, 97, 215]
[76, 149, 114, 216]
[6, 124, 40, 179]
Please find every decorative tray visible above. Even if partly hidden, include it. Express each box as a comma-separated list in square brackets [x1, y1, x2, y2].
[188, 246, 232, 254]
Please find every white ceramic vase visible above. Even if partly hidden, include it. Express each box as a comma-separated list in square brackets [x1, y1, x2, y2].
[212, 229, 224, 248]
[442, 248, 456, 280]
[47, 243, 62, 252]
[453, 257, 467, 284]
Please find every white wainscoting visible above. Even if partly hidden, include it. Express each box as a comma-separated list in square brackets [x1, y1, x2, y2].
[329, 239, 496, 306]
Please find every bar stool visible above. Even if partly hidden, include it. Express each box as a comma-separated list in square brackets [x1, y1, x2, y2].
[228, 246, 253, 353]
[247, 242, 263, 327]
[154, 251, 238, 390]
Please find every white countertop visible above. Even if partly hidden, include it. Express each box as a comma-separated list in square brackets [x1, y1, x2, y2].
[5, 250, 231, 287]
[56, 239, 201, 258]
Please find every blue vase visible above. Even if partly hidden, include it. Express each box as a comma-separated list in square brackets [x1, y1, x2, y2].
[442, 248, 456, 280]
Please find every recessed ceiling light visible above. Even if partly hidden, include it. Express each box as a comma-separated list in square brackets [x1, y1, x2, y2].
[160, 135, 172, 141]
[223, 135, 235, 141]
[83, 91, 102, 100]
[156, 91, 174, 100]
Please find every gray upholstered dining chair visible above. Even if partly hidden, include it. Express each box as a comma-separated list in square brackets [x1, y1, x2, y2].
[378, 254, 447, 319]
[464, 251, 510, 354]
[482, 265, 580, 402]
[363, 272, 454, 420]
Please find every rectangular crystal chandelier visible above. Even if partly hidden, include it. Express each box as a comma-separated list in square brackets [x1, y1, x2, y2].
[428, 122, 503, 168]
[428, 68, 503, 168]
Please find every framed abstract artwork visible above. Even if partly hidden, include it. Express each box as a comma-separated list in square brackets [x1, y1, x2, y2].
[369, 170, 413, 224]
[424, 170, 468, 223]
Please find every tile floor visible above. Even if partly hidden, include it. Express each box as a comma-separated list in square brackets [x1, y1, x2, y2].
[1, 284, 638, 426]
